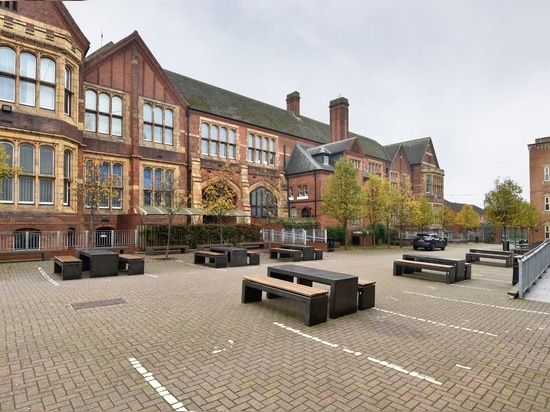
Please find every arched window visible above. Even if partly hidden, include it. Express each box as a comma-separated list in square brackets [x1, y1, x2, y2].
[85, 90, 123, 137]
[250, 187, 278, 218]
[63, 150, 71, 205]
[0, 141, 14, 202]
[142, 103, 174, 145]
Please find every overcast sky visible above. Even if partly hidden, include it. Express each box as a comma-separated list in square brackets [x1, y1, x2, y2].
[65, 0, 550, 208]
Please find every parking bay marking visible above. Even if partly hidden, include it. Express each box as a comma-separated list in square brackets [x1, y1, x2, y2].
[273, 322, 442, 386]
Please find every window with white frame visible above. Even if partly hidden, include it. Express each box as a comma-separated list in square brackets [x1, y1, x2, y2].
[16, 144, 55, 205]
[545, 195, 550, 212]
[303, 185, 308, 197]
[545, 166, 550, 182]
[425, 174, 432, 194]
[200, 122, 236, 159]
[546, 225, 550, 240]
[0, 47, 57, 111]
[85, 90, 123, 137]
[143, 103, 173, 145]
[143, 167, 174, 207]
[247, 132, 275, 166]
[352, 159, 361, 169]
[288, 187, 294, 199]
[298, 186, 302, 197]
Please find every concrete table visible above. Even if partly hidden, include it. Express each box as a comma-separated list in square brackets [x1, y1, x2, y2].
[76, 249, 119, 277]
[210, 246, 248, 267]
[267, 264, 358, 319]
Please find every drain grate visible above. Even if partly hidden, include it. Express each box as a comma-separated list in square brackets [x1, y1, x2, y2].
[71, 297, 126, 310]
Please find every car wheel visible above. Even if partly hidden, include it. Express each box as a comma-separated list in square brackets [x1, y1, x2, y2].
[430, 243, 435, 251]
[413, 246, 418, 250]
[440, 245, 445, 251]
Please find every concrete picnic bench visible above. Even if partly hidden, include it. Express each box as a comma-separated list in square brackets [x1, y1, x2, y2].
[145, 245, 189, 255]
[402, 254, 470, 282]
[194, 250, 227, 268]
[118, 253, 145, 275]
[53, 255, 82, 280]
[241, 275, 329, 326]
[269, 247, 303, 262]
[393, 258, 456, 284]
[465, 248, 513, 268]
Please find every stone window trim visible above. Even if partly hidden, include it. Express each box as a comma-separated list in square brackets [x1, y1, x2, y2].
[84, 88, 124, 138]
[142, 100, 175, 146]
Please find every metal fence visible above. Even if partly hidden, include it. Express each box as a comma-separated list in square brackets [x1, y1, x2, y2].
[517, 240, 550, 298]
[261, 229, 327, 244]
[0, 230, 137, 252]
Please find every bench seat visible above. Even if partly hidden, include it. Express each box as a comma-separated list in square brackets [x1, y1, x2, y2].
[247, 251, 260, 265]
[357, 279, 376, 310]
[54, 255, 82, 280]
[118, 253, 145, 275]
[145, 245, 189, 255]
[314, 249, 324, 260]
[194, 250, 227, 268]
[235, 242, 265, 249]
[269, 247, 302, 262]
[465, 252, 512, 267]
[242, 275, 328, 326]
[393, 259, 456, 284]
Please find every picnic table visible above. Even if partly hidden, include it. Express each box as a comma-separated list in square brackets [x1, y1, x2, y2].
[280, 244, 316, 261]
[402, 254, 468, 282]
[76, 249, 119, 277]
[210, 246, 248, 267]
[267, 264, 358, 319]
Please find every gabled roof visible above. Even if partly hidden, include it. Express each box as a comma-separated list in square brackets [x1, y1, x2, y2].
[285, 144, 334, 176]
[399, 137, 433, 165]
[445, 200, 484, 214]
[84, 32, 188, 109]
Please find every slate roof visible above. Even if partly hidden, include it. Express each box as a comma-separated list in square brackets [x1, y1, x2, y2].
[165, 70, 331, 144]
[285, 145, 335, 176]
[399, 137, 432, 165]
[445, 200, 484, 214]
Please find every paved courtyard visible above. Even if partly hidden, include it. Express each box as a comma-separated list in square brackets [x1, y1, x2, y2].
[1, 243, 550, 411]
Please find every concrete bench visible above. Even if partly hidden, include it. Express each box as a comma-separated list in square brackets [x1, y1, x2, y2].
[269, 247, 303, 262]
[242, 275, 329, 326]
[53, 255, 82, 280]
[196, 243, 231, 251]
[357, 279, 375, 310]
[465, 252, 513, 267]
[194, 250, 227, 268]
[118, 254, 145, 275]
[0, 249, 51, 262]
[393, 259, 456, 284]
[314, 249, 323, 260]
[145, 245, 189, 255]
[247, 251, 260, 265]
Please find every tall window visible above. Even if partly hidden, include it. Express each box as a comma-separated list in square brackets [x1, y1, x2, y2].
[201, 122, 236, 159]
[143, 167, 173, 207]
[250, 187, 278, 218]
[247, 133, 275, 166]
[39, 146, 54, 204]
[64, 66, 72, 116]
[544, 166, 550, 182]
[85, 90, 123, 137]
[143, 103, 173, 145]
[0, 46, 15, 102]
[0, 141, 14, 203]
[425, 174, 432, 194]
[545, 196, 550, 212]
[63, 150, 71, 206]
[546, 225, 550, 240]
[18, 144, 35, 204]
[85, 161, 123, 210]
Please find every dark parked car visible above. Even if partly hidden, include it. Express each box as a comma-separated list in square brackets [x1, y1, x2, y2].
[413, 233, 446, 251]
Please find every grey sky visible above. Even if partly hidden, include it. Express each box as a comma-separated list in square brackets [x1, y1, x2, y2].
[65, 0, 550, 208]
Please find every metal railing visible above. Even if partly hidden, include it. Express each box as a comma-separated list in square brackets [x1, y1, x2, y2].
[261, 229, 327, 244]
[517, 240, 550, 298]
[0, 230, 137, 252]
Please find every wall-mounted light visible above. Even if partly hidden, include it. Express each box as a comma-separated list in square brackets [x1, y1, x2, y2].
[1, 104, 12, 113]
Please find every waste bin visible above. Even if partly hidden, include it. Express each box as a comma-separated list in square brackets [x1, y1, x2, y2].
[327, 237, 335, 252]
[475, 236, 479, 243]
[503, 240, 510, 251]
[512, 256, 519, 286]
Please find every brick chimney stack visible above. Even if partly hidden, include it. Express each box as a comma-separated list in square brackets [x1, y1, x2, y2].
[329, 97, 349, 142]
[286, 91, 300, 116]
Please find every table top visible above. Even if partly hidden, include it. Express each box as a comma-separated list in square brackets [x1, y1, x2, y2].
[268, 264, 357, 281]
[403, 254, 465, 263]
[280, 244, 315, 250]
[210, 246, 246, 252]
[77, 249, 119, 257]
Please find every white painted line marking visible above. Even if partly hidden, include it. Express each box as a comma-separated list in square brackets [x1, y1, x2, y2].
[373, 308, 498, 337]
[456, 364, 472, 370]
[38, 267, 59, 287]
[273, 322, 440, 385]
[404, 291, 550, 315]
[129, 357, 188, 411]
[145, 274, 158, 278]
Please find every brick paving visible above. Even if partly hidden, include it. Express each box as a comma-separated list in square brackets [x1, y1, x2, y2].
[1, 243, 550, 411]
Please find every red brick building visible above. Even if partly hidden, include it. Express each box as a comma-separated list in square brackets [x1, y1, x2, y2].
[0, 2, 446, 240]
[528, 137, 550, 242]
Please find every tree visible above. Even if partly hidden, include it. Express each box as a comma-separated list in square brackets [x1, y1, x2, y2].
[201, 161, 236, 242]
[0, 145, 21, 184]
[514, 200, 539, 243]
[435, 205, 456, 235]
[413, 195, 434, 231]
[484, 177, 523, 242]
[77, 159, 121, 245]
[365, 174, 392, 247]
[150, 172, 189, 259]
[390, 178, 416, 246]
[321, 158, 367, 248]
[456, 204, 480, 233]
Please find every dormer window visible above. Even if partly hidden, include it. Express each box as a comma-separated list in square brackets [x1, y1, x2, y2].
[323, 155, 329, 165]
